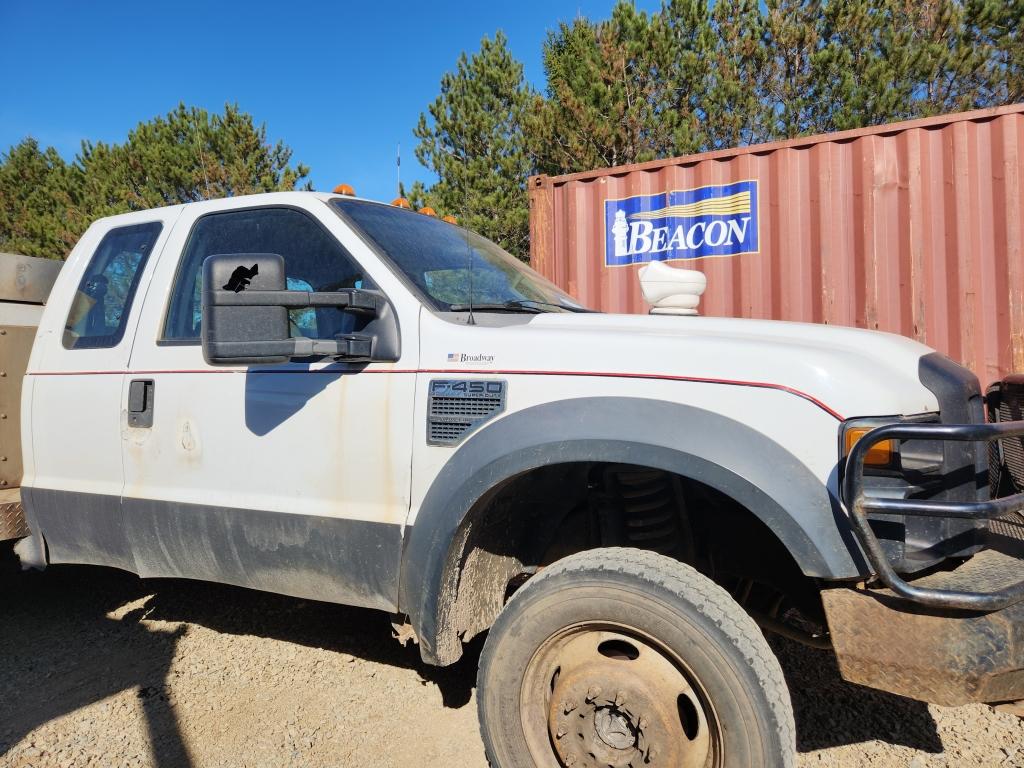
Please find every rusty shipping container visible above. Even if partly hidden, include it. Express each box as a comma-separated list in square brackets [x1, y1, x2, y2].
[529, 104, 1024, 387]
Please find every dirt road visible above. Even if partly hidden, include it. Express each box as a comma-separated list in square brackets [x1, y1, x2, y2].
[2, 566, 1022, 767]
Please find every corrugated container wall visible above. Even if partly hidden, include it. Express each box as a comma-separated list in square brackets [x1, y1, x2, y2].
[529, 104, 1024, 388]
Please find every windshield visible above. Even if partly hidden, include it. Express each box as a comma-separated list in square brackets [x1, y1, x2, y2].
[330, 198, 588, 313]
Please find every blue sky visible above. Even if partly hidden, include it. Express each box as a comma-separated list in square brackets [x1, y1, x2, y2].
[0, 0, 659, 203]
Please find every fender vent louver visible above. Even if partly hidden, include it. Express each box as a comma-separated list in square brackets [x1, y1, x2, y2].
[427, 380, 506, 446]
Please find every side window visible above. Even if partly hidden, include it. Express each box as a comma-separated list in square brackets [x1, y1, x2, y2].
[63, 222, 163, 350]
[163, 207, 372, 342]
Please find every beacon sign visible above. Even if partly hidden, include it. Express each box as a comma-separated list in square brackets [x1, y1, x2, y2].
[604, 180, 759, 267]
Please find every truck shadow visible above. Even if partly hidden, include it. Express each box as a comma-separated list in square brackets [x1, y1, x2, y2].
[771, 636, 944, 754]
[0, 566, 193, 768]
[0, 564, 476, 761]
[2, 565, 944, 764]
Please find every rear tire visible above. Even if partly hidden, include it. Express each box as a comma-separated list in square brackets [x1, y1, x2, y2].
[476, 547, 795, 768]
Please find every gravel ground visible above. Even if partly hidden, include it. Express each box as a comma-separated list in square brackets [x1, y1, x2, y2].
[2, 565, 1022, 768]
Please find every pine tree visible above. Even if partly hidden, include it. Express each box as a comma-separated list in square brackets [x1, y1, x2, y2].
[763, 0, 822, 137]
[706, 0, 774, 148]
[904, 0, 980, 114]
[414, 31, 534, 259]
[962, 0, 1024, 104]
[0, 104, 310, 259]
[532, 2, 692, 173]
[997, 1, 1024, 102]
[78, 103, 310, 218]
[0, 139, 83, 259]
[656, 0, 717, 155]
[809, 0, 926, 131]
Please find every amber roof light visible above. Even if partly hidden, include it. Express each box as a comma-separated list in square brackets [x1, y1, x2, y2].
[332, 183, 356, 196]
[391, 197, 411, 209]
[442, 215, 458, 224]
[418, 207, 437, 217]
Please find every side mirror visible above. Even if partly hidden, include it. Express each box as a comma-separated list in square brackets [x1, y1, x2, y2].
[200, 253, 399, 366]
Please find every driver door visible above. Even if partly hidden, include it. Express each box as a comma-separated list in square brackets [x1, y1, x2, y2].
[122, 199, 417, 611]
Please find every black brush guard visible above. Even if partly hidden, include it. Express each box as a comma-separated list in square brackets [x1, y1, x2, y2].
[843, 419, 1024, 611]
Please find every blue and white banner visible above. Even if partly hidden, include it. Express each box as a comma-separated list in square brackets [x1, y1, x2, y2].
[604, 180, 759, 267]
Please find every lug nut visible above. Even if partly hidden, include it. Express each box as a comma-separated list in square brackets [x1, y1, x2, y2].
[586, 685, 602, 702]
[563, 699, 577, 714]
[639, 716, 649, 730]
[564, 755, 577, 766]
[649, 747, 659, 760]
[556, 726, 566, 739]
[614, 690, 627, 706]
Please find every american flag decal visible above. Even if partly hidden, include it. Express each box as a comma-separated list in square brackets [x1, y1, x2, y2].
[446, 353, 459, 363]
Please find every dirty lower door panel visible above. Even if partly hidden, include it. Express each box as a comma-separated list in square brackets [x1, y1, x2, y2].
[121, 495, 404, 610]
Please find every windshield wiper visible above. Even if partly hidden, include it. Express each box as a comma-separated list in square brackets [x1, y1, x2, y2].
[447, 301, 546, 314]
[447, 300, 592, 314]
[512, 299, 594, 313]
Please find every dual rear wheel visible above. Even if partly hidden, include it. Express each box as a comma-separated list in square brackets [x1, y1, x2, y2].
[477, 548, 795, 768]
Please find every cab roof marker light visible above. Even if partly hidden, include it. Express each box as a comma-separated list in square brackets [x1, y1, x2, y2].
[332, 183, 356, 196]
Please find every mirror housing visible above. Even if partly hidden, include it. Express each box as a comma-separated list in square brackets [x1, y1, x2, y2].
[200, 253, 399, 365]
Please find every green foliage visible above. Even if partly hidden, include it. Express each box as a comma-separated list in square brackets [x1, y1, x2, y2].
[962, 0, 1024, 105]
[761, 0, 822, 138]
[413, 32, 535, 260]
[706, 0, 774, 147]
[530, 3, 690, 172]
[0, 103, 310, 259]
[0, 139, 84, 258]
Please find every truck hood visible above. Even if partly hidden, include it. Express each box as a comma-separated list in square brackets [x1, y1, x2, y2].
[433, 312, 943, 421]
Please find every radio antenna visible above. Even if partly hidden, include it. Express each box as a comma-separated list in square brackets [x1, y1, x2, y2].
[463, 163, 476, 326]
[396, 143, 401, 197]
[192, 110, 212, 200]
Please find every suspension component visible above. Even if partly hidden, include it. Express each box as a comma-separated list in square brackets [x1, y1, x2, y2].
[592, 466, 693, 559]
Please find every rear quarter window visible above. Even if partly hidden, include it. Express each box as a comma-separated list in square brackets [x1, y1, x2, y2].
[63, 222, 163, 350]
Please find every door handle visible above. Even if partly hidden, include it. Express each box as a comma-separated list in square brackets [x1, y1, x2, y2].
[127, 379, 155, 428]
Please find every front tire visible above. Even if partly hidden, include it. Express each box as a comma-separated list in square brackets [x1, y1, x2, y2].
[476, 548, 795, 768]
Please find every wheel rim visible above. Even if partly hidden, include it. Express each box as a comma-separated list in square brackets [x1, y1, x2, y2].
[520, 623, 720, 768]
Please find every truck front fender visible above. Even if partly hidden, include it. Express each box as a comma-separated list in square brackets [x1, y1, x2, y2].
[399, 396, 862, 665]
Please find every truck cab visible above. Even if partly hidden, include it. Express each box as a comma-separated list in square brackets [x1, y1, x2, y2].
[4, 190, 1024, 768]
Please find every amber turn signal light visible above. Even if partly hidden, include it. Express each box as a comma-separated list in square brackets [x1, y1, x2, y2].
[844, 427, 895, 467]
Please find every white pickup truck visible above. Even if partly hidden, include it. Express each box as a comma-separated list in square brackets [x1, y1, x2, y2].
[3, 191, 1024, 768]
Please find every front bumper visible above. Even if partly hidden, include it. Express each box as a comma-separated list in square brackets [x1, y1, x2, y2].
[822, 549, 1024, 705]
[830, 404, 1024, 705]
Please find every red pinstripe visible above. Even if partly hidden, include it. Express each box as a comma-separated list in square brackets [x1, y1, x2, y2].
[28, 367, 844, 420]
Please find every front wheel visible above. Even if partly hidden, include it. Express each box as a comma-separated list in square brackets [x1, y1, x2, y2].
[476, 548, 795, 768]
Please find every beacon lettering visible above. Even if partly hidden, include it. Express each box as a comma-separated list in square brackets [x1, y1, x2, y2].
[604, 180, 759, 267]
